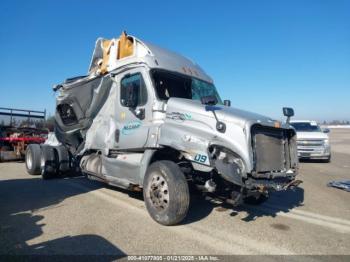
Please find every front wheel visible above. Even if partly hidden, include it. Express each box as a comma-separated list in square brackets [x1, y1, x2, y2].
[143, 161, 190, 226]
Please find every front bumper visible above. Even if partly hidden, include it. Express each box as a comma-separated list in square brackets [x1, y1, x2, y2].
[297, 145, 331, 159]
[245, 169, 298, 191]
[245, 175, 300, 191]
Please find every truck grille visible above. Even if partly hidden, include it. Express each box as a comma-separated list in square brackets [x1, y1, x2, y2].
[297, 139, 324, 146]
[296, 139, 327, 156]
[251, 125, 297, 173]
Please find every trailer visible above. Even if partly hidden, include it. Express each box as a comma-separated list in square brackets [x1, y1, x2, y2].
[0, 108, 48, 161]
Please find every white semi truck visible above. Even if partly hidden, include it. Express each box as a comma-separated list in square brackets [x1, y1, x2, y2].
[25, 32, 300, 225]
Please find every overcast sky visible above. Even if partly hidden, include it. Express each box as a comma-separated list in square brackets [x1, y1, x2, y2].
[0, 0, 349, 121]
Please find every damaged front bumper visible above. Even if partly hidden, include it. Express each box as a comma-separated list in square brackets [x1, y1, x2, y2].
[245, 124, 301, 192]
[244, 170, 301, 191]
[209, 144, 301, 192]
[245, 176, 302, 191]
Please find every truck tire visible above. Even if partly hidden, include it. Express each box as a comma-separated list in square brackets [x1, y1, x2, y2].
[40, 145, 57, 179]
[143, 160, 190, 226]
[25, 144, 42, 175]
[55, 145, 70, 173]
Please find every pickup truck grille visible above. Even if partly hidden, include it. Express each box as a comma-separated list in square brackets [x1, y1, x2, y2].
[296, 139, 327, 157]
[297, 139, 324, 146]
[251, 125, 297, 173]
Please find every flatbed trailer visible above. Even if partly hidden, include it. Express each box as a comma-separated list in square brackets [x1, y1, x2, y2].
[0, 108, 48, 161]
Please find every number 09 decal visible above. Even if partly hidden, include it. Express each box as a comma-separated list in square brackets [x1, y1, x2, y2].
[194, 153, 208, 164]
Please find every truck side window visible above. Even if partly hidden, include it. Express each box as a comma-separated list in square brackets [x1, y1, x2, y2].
[152, 71, 192, 100]
[120, 73, 147, 107]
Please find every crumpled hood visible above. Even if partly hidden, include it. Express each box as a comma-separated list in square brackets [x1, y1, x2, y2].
[166, 98, 276, 127]
[296, 131, 328, 140]
[213, 104, 274, 124]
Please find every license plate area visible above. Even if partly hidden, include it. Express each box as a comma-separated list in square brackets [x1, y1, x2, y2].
[300, 152, 310, 157]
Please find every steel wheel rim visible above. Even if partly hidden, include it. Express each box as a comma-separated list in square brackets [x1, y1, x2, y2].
[149, 172, 169, 211]
[26, 150, 33, 169]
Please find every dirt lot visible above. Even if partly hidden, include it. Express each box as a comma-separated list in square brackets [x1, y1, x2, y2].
[0, 129, 349, 258]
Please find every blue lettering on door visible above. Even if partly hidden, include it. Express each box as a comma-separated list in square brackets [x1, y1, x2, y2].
[122, 120, 142, 135]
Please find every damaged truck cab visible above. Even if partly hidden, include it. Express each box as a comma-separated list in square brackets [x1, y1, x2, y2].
[25, 32, 300, 225]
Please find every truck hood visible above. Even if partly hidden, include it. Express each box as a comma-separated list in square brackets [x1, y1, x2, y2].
[296, 131, 328, 140]
[165, 98, 277, 127]
[214, 105, 274, 124]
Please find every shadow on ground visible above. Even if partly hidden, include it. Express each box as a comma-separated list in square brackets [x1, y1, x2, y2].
[0, 176, 125, 258]
[239, 187, 304, 222]
[0, 172, 304, 255]
[182, 187, 304, 224]
[82, 176, 304, 225]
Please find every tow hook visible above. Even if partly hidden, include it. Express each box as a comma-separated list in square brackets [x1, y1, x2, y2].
[284, 179, 303, 190]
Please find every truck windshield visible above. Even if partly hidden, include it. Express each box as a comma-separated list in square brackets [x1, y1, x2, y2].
[290, 122, 322, 132]
[152, 70, 222, 104]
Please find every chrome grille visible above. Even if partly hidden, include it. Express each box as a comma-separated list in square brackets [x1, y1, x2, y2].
[297, 140, 324, 146]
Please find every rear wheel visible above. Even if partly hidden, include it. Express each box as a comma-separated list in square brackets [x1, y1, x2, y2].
[25, 144, 41, 175]
[40, 145, 57, 179]
[143, 161, 190, 226]
[55, 145, 70, 174]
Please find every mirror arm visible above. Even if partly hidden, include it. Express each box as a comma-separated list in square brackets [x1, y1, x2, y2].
[205, 106, 226, 133]
[286, 116, 291, 124]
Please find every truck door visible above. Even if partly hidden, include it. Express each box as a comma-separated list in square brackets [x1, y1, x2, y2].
[115, 69, 151, 149]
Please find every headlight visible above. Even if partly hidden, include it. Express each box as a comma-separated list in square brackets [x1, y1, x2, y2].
[324, 139, 329, 146]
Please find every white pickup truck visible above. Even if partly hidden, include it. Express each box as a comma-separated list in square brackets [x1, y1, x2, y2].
[289, 120, 331, 162]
